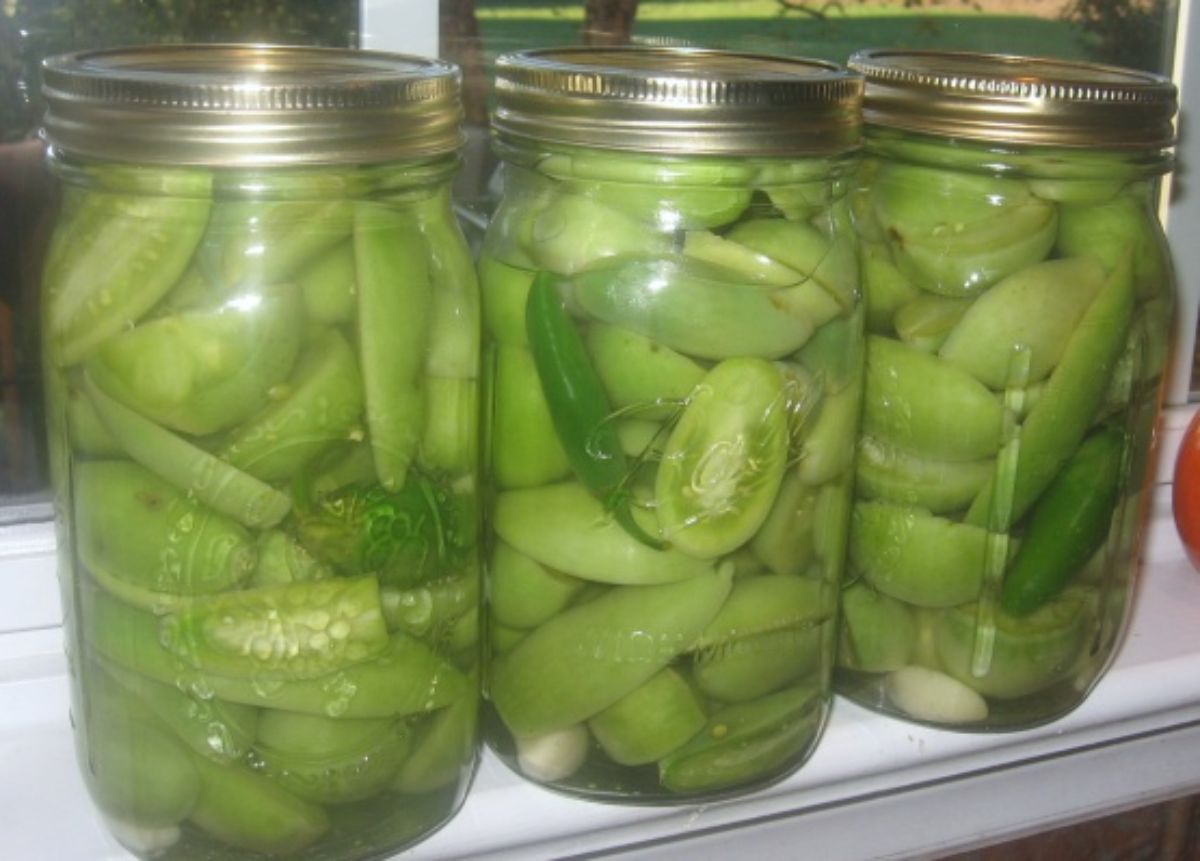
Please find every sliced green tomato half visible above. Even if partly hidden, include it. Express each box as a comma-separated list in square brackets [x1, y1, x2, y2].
[656, 358, 789, 559]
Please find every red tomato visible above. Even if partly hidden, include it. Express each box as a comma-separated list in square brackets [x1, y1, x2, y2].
[1173, 409, 1200, 570]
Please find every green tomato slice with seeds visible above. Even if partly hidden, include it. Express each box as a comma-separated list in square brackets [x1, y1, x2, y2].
[656, 358, 789, 559]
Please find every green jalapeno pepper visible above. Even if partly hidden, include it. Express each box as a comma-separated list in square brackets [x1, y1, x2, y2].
[1001, 429, 1125, 615]
[525, 271, 662, 548]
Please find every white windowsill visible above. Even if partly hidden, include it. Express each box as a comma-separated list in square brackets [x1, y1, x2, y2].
[3, 405, 1200, 860]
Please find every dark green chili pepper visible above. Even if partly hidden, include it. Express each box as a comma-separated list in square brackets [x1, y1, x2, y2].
[525, 271, 662, 548]
[1001, 428, 1124, 615]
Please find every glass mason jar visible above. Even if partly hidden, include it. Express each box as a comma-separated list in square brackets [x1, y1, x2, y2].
[479, 47, 864, 801]
[837, 50, 1178, 730]
[39, 46, 481, 859]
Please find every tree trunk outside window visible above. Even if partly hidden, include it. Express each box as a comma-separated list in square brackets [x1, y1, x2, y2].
[583, 0, 640, 45]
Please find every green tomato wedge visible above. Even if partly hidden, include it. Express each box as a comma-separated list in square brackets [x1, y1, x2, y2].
[726, 218, 858, 310]
[692, 625, 821, 703]
[938, 257, 1107, 389]
[158, 577, 389, 681]
[936, 586, 1095, 699]
[188, 754, 330, 856]
[893, 294, 973, 354]
[256, 711, 411, 805]
[479, 255, 535, 346]
[492, 344, 572, 489]
[863, 335, 1004, 461]
[658, 684, 821, 793]
[489, 566, 732, 737]
[850, 501, 987, 608]
[99, 660, 259, 764]
[860, 240, 920, 334]
[217, 328, 364, 483]
[689, 573, 832, 650]
[965, 251, 1134, 528]
[680, 230, 804, 287]
[393, 686, 479, 793]
[855, 436, 994, 515]
[564, 180, 752, 230]
[489, 541, 585, 630]
[538, 149, 756, 186]
[528, 191, 671, 275]
[586, 323, 706, 421]
[836, 582, 917, 673]
[75, 460, 256, 597]
[86, 712, 201, 828]
[83, 376, 293, 530]
[749, 472, 819, 577]
[656, 358, 789, 559]
[46, 187, 212, 367]
[569, 256, 820, 361]
[86, 283, 304, 436]
[588, 668, 707, 766]
[872, 163, 1057, 297]
[495, 482, 711, 585]
[1060, 193, 1172, 302]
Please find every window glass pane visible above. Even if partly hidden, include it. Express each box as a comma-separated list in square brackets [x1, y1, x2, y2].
[0, 2, 358, 520]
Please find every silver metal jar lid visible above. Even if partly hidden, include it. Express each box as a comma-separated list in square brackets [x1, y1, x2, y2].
[848, 49, 1177, 150]
[41, 44, 464, 167]
[491, 47, 862, 156]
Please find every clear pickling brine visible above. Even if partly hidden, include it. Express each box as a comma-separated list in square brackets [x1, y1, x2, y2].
[837, 50, 1178, 730]
[40, 46, 481, 858]
[479, 47, 865, 801]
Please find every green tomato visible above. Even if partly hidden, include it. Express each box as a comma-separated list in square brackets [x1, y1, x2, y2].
[86, 283, 303, 435]
[75, 460, 256, 598]
[658, 684, 821, 793]
[45, 187, 212, 367]
[872, 163, 1057, 297]
[863, 336, 1003, 461]
[588, 668, 707, 766]
[217, 328, 364, 483]
[850, 501, 987, 608]
[692, 624, 821, 702]
[935, 587, 1095, 699]
[256, 711, 412, 805]
[837, 582, 917, 673]
[570, 256, 822, 361]
[939, 257, 1107, 389]
[490, 567, 733, 736]
[86, 714, 200, 827]
[1056, 192, 1171, 301]
[656, 358, 789, 559]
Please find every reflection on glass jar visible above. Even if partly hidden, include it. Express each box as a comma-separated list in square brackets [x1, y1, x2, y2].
[838, 49, 1178, 730]
[479, 46, 864, 801]
[40, 45, 481, 859]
